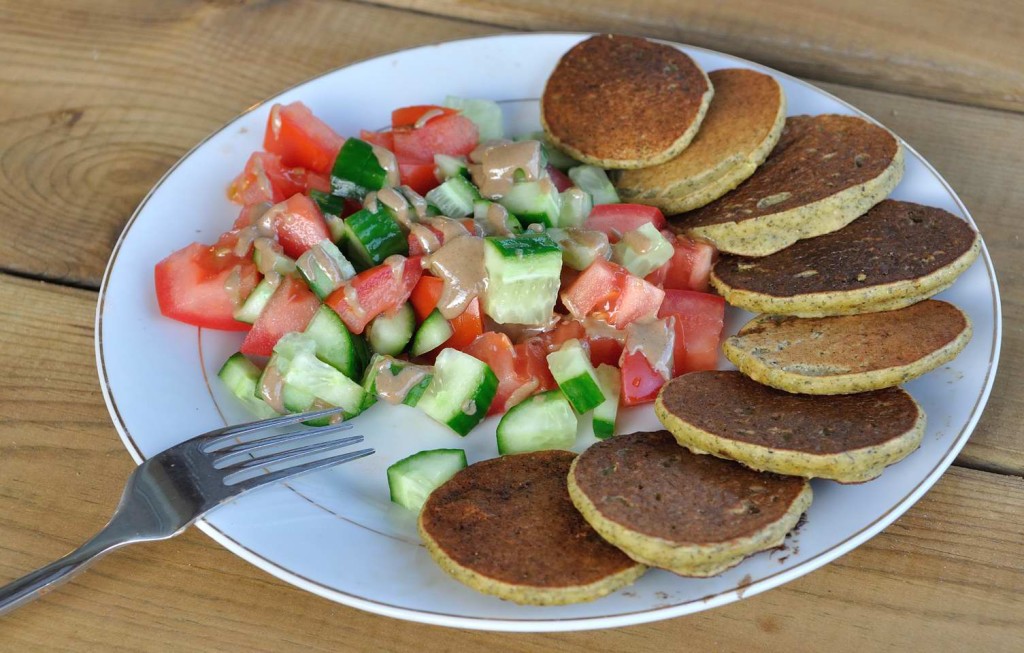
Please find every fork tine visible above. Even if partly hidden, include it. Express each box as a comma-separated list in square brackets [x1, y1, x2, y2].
[200, 407, 348, 452]
[212, 421, 353, 459]
[225, 448, 375, 490]
[224, 435, 365, 472]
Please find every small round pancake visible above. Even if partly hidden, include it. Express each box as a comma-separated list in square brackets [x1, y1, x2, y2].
[568, 431, 811, 577]
[655, 371, 926, 483]
[671, 114, 904, 256]
[418, 450, 645, 605]
[541, 34, 713, 169]
[723, 300, 972, 395]
[710, 200, 981, 316]
[615, 68, 786, 213]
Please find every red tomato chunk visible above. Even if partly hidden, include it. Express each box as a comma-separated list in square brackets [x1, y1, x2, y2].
[325, 256, 423, 334]
[154, 242, 259, 332]
[659, 289, 726, 372]
[264, 102, 345, 175]
[241, 276, 321, 357]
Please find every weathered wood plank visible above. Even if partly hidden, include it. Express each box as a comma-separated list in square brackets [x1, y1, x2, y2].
[364, 0, 1024, 113]
[0, 0, 496, 287]
[0, 275, 1021, 651]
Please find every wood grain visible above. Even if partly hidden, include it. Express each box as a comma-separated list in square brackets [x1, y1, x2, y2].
[0, 274, 1021, 651]
[364, 0, 1024, 113]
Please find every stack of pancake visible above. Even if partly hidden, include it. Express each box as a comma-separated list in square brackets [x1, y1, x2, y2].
[416, 34, 982, 605]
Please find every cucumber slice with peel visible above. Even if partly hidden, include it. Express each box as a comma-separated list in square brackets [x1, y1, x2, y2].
[411, 309, 454, 356]
[546, 338, 606, 413]
[387, 448, 467, 511]
[481, 233, 562, 325]
[592, 364, 621, 439]
[612, 222, 674, 277]
[496, 390, 578, 455]
[217, 353, 279, 419]
[367, 302, 416, 356]
[568, 165, 619, 205]
[416, 349, 498, 436]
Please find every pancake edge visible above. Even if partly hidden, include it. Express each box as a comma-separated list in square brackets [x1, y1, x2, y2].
[617, 81, 788, 213]
[709, 230, 981, 317]
[654, 388, 927, 483]
[540, 67, 715, 170]
[722, 310, 973, 395]
[568, 456, 812, 577]
[417, 504, 646, 606]
[679, 140, 905, 256]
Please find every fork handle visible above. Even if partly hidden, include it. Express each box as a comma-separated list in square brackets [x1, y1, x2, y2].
[0, 525, 128, 615]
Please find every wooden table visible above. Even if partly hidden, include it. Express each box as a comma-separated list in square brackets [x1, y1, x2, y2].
[2, 1, 1021, 650]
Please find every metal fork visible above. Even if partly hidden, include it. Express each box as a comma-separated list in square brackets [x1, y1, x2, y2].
[0, 407, 372, 615]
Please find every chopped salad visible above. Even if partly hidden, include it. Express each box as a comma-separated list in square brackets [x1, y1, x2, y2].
[154, 98, 726, 508]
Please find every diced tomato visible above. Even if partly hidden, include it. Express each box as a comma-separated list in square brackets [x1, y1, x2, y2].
[465, 332, 538, 415]
[408, 275, 484, 351]
[264, 102, 345, 175]
[391, 105, 458, 129]
[399, 161, 440, 195]
[301, 170, 331, 195]
[547, 165, 573, 192]
[561, 259, 664, 328]
[561, 258, 628, 319]
[228, 152, 306, 206]
[154, 242, 259, 331]
[610, 275, 665, 329]
[240, 276, 321, 356]
[513, 340, 557, 393]
[532, 319, 586, 354]
[360, 129, 394, 152]
[584, 204, 667, 242]
[392, 114, 478, 163]
[667, 314, 688, 377]
[325, 256, 423, 334]
[618, 316, 681, 405]
[662, 234, 717, 292]
[619, 351, 665, 406]
[659, 289, 726, 372]
[267, 194, 331, 259]
[586, 335, 624, 368]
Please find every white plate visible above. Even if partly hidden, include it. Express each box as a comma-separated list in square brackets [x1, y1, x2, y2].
[96, 33, 1002, 632]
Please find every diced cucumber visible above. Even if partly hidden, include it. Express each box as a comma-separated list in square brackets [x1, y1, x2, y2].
[545, 227, 611, 271]
[516, 131, 580, 170]
[498, 180, 561, 228]
[410, 309, 454, 356]
[279, 382, 333, 426]
[612, 222, 675, 277]
[253, 242, 296, 276]
[568, 165, 619, 205]
[546, 338, 606, 413]
[592, 364, 621, 439]
[482, 234, 562, 325]
[444, 96, 504, 140]
[387, 448, 467, 511]
[557, 187, 593, 228]
[296, 239, 356, 299]
[434, 154, 470, 181]
[325, 214, 345, 243]
[340, 207, 408, 270]
[233, 277, 277, 324]
[303, 305, 368, 380]
[417, 349, 498, 436]
[425, 174, 481, 218]
[217, 353, 279, 419]
[495, 390, 578, 455]
[361, 354, 433, 408]
[366, 302, 415, 356]
[309, 189, 348, 219]
[274, 333, 366, 415]
[332, 137, 389, 192]
[474, 200, 523, 236]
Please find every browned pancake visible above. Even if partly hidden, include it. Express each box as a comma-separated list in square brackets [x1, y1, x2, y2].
[567, 431, 811, 577]
[723, 300, 972, 394]
[615, 68, 786, 213]
[418, 450, 645, 605]
[710, 200, 981, 316]
[671, 114, 904, 256]
[655, 371, 926, 482]
[541, 34, 713, 169]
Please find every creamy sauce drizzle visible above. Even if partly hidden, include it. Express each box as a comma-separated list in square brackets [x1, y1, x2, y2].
[413, 108, 446, 129]
[370, 144, 401, 187]
[398, 186, 429, 220]
[622, 228, 655, 254]
[372, 356, 430, 405]
[478, 203, 514, 236]
[470, 140, 543, 199]
[582, 316, 626, 342]
[259, 364, 287, 414]
[377, 187, 412, 228]
[426, 236, 486, 319]
[625, 317, 675, 380]
[409, 223, 442, 255]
